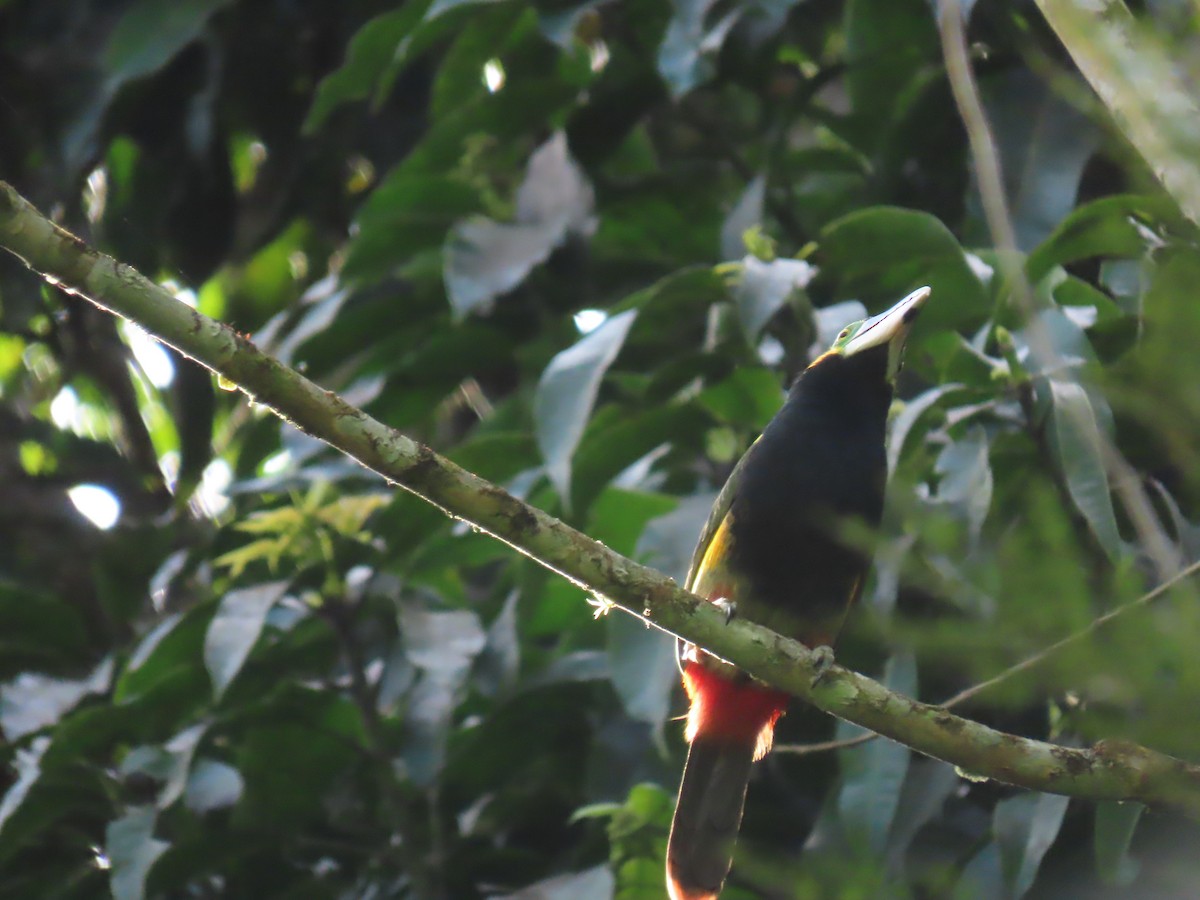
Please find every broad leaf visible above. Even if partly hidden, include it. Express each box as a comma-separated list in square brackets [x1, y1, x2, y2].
[735, 256, 816, 339]
[106, 807, 169, 900]
[819, 207, 988, 329]
[399, 606, 487, 784]
[968, 68, 1100, 252]
[1048, 381, 1121, 559]
[837, 652, 916, 851]
[657, 0, 739, 98]
[1027, 195, 1173, 283]
[103, 0, 234, 86]
[204, 582, 287, 700]
[0, 657, 113, 740]
[445, 132, 595, 317]
[994, 792, 1070, 898]
[1094, 800, 1143, 885]
[496, 864, 615, 900]
[0, 736, 50, 839]
[119, 723, 207, 810]
[535, 308, 638, 505]
[185, 758, 244, 815]
[720, 175, 766, 260]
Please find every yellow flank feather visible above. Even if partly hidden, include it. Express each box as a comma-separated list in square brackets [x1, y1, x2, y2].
[688, 513, 735, 599]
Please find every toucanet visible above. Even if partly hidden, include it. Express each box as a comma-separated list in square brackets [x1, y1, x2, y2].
[666, 286, 931, 900]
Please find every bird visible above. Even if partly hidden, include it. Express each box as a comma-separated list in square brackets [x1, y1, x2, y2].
[666, 286, 931, 900]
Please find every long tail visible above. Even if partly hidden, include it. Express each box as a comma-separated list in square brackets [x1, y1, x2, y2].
[666, 663, 789, 900]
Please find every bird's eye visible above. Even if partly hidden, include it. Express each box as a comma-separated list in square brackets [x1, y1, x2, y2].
[838, 328, 851, 340]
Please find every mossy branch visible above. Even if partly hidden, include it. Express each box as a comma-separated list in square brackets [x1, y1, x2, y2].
[2, 179, 1200, 817]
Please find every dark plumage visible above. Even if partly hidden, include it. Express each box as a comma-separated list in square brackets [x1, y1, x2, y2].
[667, 287, 930, 900]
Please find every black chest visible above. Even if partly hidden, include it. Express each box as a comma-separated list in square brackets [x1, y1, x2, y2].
[726, 353, 890, 629]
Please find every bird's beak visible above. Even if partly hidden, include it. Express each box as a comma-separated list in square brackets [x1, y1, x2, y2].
[842, 286, 931, 358]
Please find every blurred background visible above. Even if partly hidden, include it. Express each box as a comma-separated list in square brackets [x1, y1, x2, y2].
[2, 0, 1200, 897]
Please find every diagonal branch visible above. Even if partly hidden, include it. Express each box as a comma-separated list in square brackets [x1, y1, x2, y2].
[778, 556, 1200, 755]
[3, 179, 1200, 817]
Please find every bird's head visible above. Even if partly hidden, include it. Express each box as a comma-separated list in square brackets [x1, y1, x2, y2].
[817, 286, 931, 383]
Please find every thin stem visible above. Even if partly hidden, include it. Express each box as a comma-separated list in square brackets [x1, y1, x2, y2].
[777, 556, 1200, 755]
[938, 0, 1180, 582]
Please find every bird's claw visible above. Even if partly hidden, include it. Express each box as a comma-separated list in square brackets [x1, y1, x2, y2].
[810, 645, 836, 684]
[713, 597, 737, 624]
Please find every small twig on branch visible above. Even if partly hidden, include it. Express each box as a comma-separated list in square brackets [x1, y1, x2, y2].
[3, 179, 1200, 818]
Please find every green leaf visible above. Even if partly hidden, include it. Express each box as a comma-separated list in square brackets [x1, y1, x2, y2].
[118, 723, 206, 810]
[114, 610, 207, 705]
[303, 3, 432, 132]
[535, 308, 638, 505]
[235, 689, 364, 829]
[887, 383, 962, 474]
[585, 488, 681, 741]
[931, 425, 993, 541]
[638, 492, 717, 584]
[399, 605, 487, 784]
[837, 652, 915, 852]
[0, 657, 113, 740]
[993, 792, 1070, 898]
[1048, 380, 1121, 559]
[734, 256, 816, 338]
[204, 582, 287, 700]
[0, 736, 50, 840]
[606, 613, 677, 743]
[426, 0, 508, 20]
[884, 758, 960, 869]
[819, 207, 988, 330]
[106, 807, 169, 900]
[968, 68, 1100, 252]
[720, 175, 766, 260]
[697, 367, 783, 431]
[184, 758, 244, 815]
[1094, 800, 1143, 885]
[844, 0, 937, 142]
[657, 0, 740, 98]
[497, 864, 615, 900]
[1027, 194, 1173, 284]
[103, 0, 233, 86]
[445, 132, 595, 317]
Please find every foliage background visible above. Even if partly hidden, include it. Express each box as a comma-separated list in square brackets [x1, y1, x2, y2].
[2, 0, 1200, 897]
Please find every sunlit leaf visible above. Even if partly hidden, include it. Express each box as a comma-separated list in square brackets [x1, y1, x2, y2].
[106, 807, 169, 900]
[0, 737, 50, 839]
[0, 658, 113, 741]
[184, 758, 244, 814]
[535, 308, 638, 505]
[445, 132, 595, 317]
[735, 256, 816, 339]
[204, 583, 287, 700]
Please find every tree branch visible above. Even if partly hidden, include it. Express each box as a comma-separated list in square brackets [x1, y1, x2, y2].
[779, 556, 1200, 755]
[3, 179, 1200, 817]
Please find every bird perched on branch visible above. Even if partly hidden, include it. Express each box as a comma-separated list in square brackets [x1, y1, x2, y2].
[666, 286, 931, 900]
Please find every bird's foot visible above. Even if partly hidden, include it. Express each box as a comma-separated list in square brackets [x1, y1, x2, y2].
[810, 645, 836, 685]
[712, 597, 737, 624]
